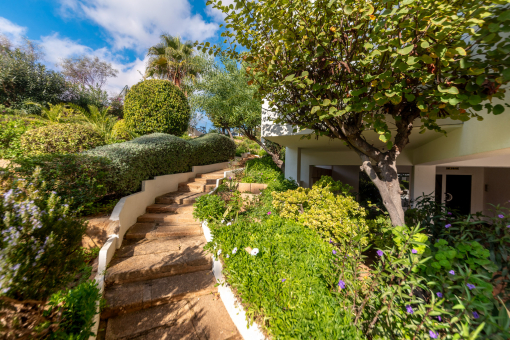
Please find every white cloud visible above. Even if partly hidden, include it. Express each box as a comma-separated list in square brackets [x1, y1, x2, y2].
[0, 17, 28, 45]
[59, 0, 219, 51]
[38, 33, 145, 95]
[205, 0, 235, 22]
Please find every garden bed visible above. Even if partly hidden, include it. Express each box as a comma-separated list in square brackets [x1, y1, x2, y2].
[194, 156, 510, 340]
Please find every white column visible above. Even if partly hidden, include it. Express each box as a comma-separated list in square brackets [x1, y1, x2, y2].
[410, 165, 436, 201]
[284, 147, 299, 183]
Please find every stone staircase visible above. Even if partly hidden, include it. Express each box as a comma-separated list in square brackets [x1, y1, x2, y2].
[98, 170, 242, 340]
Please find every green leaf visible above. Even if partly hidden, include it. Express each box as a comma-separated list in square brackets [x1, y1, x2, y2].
[503, 68, 510, 81]
[322, 99, 331, 106]
[285, 74, 295, 81]
[420, 41, 429, 49]
[301, 71, 309, 77]
[482, 33, 496, 43]
[452, 304, 465, 310]
[438, 85, 459, 94]
[421, 55, 433, 64]
[498, 10, 510, 22]
[455, 47, 467, 56]
[406, 56, 419, 65]
[344, 5, 353, 15]
[397, 45, 413, 55]
[365, 4, 374, 16]
[405, 93, 416, 102]
[493, 104, 504, 115]
[311, 106, 320, 114]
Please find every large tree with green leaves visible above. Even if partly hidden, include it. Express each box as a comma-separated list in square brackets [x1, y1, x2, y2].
[200, 0, 510, 226]
[190, 56, 284, 167]
[146, 34, 205, 95]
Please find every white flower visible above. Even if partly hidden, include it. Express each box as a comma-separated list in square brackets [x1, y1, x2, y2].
[232, 247, 238, 254]
[217, 249, 222, 256]
[250, 248, 259, 256]
[226, 254, 230, 258]
[227, 222, 232, 226]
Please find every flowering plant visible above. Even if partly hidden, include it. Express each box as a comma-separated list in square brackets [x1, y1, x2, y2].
[0, 169, 87, 301]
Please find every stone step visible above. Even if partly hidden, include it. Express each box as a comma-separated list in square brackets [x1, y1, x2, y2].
[188, 177, 218, 184]
[125, 223, 202, 241]
[105, 236, 211, 286]
[146, 203, 194, 214]
[155, 191, 205, 205]
[137, 213, 196, 224]
[102, 270, 217, 319]
[105, 295, 242, 340]
[178, 181, 206, 193]
[195, 172, 226, 179]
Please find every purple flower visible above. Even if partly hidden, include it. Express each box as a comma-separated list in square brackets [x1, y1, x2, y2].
[437, 316, 442, 321]
[282, 278, 286, 282]
[473, 311, 479, 319]
[507, 225, 510, 228]
[329, 238, 333, 244]
[498, 214, 504, 218]
[447, 212, 452, 215]
[429, 330, 438, 339]
[332, 250, 337, 255]
[338, 280, 346, 289]
[467, 283, 476, 290]
[436, 292, 443, 298]
[449, 270, 455, 275]
[412, 249, 418, 254]
[406, 305, 414, 314]
[445, 224, 451, 228]
[377, 250, 384, 257]
[267, 211, 271, 215]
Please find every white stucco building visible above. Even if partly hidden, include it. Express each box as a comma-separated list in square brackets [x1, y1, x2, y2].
[261, 97, 510, 216]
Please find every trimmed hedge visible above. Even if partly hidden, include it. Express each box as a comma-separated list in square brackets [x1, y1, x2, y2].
[124, 79, 190, 136]
[188, 133, 237, 166]
[83, 133, 235, 195]
[20, 123, 105, 155]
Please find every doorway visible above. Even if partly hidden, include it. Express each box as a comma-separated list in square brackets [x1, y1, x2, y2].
[444, 175, 472, 215]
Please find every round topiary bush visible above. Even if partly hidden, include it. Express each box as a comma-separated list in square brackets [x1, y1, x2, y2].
[20, 123, 105, 155]
[124, 79, 191, 136]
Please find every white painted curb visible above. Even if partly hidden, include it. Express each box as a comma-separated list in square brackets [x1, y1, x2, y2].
[204, 165, 266, 340]
[202, 221, 266, 340]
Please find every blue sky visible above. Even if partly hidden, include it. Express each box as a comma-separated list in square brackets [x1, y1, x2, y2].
[0, 0, 232, 128]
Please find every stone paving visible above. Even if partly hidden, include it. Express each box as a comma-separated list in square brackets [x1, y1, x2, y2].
[98, 170, 242, 340]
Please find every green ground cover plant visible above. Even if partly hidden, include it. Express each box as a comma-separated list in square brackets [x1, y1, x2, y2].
[195, 157, 510, 339]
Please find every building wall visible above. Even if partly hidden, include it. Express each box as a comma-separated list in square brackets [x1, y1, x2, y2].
[484, 167, 510, 215]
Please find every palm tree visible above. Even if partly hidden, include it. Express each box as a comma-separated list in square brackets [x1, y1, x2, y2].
[146, 34, 204, 94]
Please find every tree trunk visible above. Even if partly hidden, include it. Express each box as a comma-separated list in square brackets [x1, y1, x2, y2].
[227, 129, 234, 140]
[358, 153, 406, 227]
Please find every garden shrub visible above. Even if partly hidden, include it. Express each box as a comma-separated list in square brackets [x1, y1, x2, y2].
[0, 170, 88, 301]
[111, 119, 132, 141]
[45, 280, 101, 340]
[10, 154, 111, 214]
[314, 175, 354, 195]
[20, 123, 105, 155]
[207, 215, 362, 339]
[193, 194, 226, 223]
[0, 115, 47, 159]
[188, 133, 236, 166]
[84, 133, 192, 194]
[124, 79, 190, 136]
[234, 137, 261, 156]
[272, 185, 369, 247]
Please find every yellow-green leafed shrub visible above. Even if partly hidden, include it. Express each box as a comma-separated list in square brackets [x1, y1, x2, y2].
[272, 185, 369, 247]
[111, 119, 132, 141]
[19, 123, 105, 155]
[314, 175, 354, 195]
[124, 79, 190, 136]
